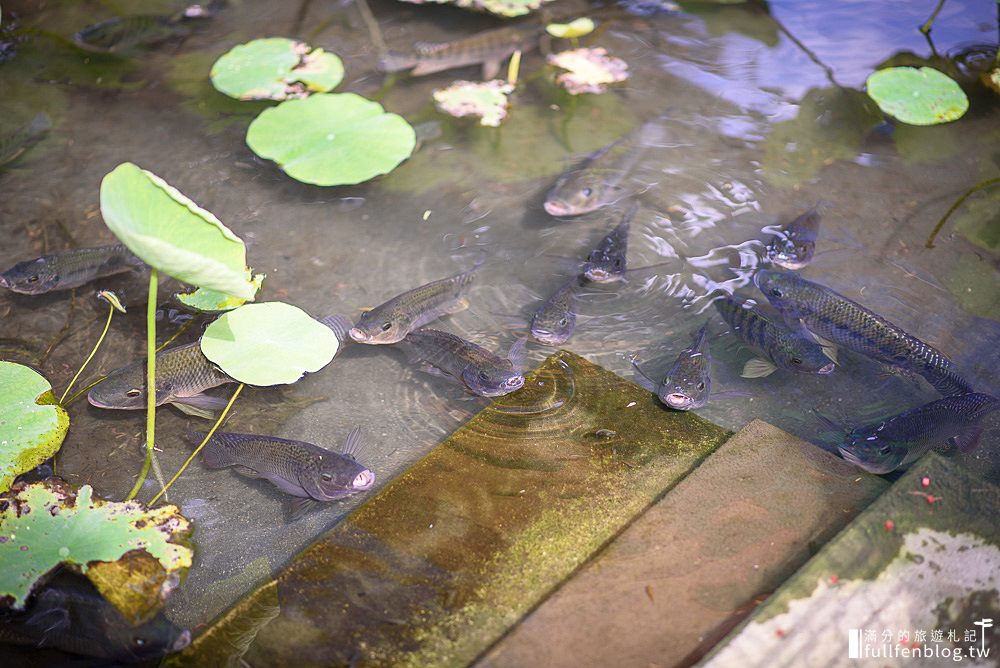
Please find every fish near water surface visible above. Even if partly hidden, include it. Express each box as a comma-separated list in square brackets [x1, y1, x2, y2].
[72, 3, 218, 54]
[633, 322, 712, 411]
[88, 341, 234, 418]
[396, 329, 526, 397]
[379, 25, 541, 79]
[581, 205, 635, 283]
[189, 426, 375, 520]
[755, 270, 973, 396]
[0, 244, 145, 295]
[0, 114, 51, 169]
[764, 207, 821, 270]
[530, 276, 582, 345]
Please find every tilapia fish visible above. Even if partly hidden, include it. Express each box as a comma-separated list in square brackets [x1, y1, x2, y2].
[72, 4, 216, 54]
[582, 205, 634, 283]
[756, 270, 972, 396]
[0, 571, 190, 663]
[379, 25, 540, 79]
[88, 341, 234, 418]
[832, 393, 1000, 474]
[0, 113, 51, 169]
[0, 243, 144, 295]
[531, 276, 582, 345]
[190, 426, 375, 519]
[715, 294, 835, 378]
[633, 322, 712, 411]
[765, 207, 821, 270]
[349, 259, 481, 344]
[396, 328, 526, 397]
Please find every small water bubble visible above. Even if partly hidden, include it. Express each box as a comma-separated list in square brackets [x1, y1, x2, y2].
[58, 546, 69, 557]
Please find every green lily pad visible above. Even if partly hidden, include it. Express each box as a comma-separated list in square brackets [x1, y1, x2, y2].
[176, 272, 264, 313]
[546, 18, 595, 39]
[0, 363, 69, 494]
[433, 80, 514, 127]
[397, 0, 556, 18]
[548, 47, 629, 95]
[100, 163, 257, 300]
[0, 479, 193, 611]
[246, 93, 416, 186]
[200, 302, 339, 386]
[210, 38, 344, 101]
[866, 67, 969, 126]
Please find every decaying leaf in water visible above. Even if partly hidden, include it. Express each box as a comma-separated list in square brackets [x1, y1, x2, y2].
[433, 80, 514, 127]
[548, 47, 629, 95]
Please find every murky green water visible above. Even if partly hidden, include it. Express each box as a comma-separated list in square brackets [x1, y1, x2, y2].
[1, 0, 998, 656]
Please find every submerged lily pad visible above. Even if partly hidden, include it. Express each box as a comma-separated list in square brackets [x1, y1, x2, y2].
[200, 302, 339, 386]
[176, 272, 264, 313]
[0, 363, 69, 494]
[866, 67, 969, 126]
[397, 0, 556, 18]
[100, 163, 257, 300]
[211, 38, 344, 101]
[246, 93, 416, 186]
[546, 18, 595, 39]
[548, 47, 629, 95]
[0, 479, 193, 612]
[433, 80, 514, 127]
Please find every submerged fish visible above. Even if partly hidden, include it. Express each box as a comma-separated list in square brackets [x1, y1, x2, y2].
[714, 294, 835, 378]
[190, 426, 375, 519]
[349, 259, 482, 344]
[0, 244, 144, 295]
[0, 113, 51, 169]
[827, 393, 1000, 474]
[379, 25, 540, 79]
[0, 571, 190, 663]
[530, 276, 582, 345]
[396, 329, 526, 397]
[765, 207, 821, 270]
[756, 270, 972, 396]
[88, 341, 234, 418]
[582, 205, 635, 283]
[633, 322, 712, 410]
[73, 3, 217, 54]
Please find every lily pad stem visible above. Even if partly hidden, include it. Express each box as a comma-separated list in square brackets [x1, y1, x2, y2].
[62, 375, 108, 407]
[925, 176, 1000, 248]
[59, 301, 115, 405]
[919, 0, 947, 35]
[149, 383, 244, 506]
[508, 50, 522, 86]
[126, 269, 158, 502]
[156, 318, 194, 353]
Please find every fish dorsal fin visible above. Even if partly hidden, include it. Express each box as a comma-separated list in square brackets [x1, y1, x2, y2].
[507, 337, 527, 371]
[741, 357, 777, 378]
[630, 358, 659, 393]
[340, 425, 364, 459]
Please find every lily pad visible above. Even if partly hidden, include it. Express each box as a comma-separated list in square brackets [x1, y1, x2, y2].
[397, 0, 556, 18]
[433, 80, 514, 127]
[100, 163, 257, 300]
[548, 47, 629, 95]
[176, 272, 264, 313]
[0, 479, 193, 612]
[200, 302, 339, 386]
[866, 67, 969, 126]
[210, 38, 344, 101]
[545, 18, 595, 39]
[0, 363, 69, 494]
[246, 93, 416, 186]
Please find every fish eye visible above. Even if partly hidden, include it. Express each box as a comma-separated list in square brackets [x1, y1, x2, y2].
[696, 382, 705, 391]
[582, 187, 593, 197]
[614, 259, 622, 267]
[27, 275, 39, 283]
[381, 322, 392, 332]
[770, 287, 783, 298]
[791, 357, 803, 365]
[321, 473, 333, 482]
[478, 371, 490, 381]
[133, 637, 147, 647]
[559, 318, 568, 326]
[125, 388, 142, 397]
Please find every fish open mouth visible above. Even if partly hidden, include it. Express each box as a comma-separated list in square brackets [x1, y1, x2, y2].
[585, 269, 610, 282]
[665, 393, 694, 410]
[172, 629, 192, 652]
[818, 362, 836, 375]
[348, 327, 370, 343]
[0, 275, 9, 289]
[544, 200, 571, 217]
[352, 469, 375, 490]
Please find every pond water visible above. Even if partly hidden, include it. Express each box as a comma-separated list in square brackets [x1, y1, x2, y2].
[1, 0, 998, 657]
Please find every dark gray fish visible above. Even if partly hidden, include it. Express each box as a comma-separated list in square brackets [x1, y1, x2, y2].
[349, 259, 482, 344]
[0, 113, 51, 169]
[756, 270, 972, 396]
[826, 393, 1000, 474]
[633, 322, 712, 410]
[582, 205, 635, 283]
[530, 276, 582, 346]
[88, 341, 234, 418]
[190, 426, 375, 519]
[72, 3, 216, 54]
[396, 329, 526, 397]
[0, 244, 144, 295]
[379, 25, 540, 79]
[0, 571, 190, 663]
[765, 207, 821, 270]
[714, 294, 835, 378]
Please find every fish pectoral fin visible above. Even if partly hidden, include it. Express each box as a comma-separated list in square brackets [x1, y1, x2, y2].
[172, 402, 217, 420]
[172, 393, 228, 419]
[232, 465, 261, 478]
[410, 298, 468, 331]
[442, 296, 470, 316]
[741, 358, 777, 378]
[506, 336, 528, 372]
[949, 426, 984, 454]
[482, 59, 501, 80]
[415, 362, 449, 378]
[287, 497, 320, 521]
[630, 359, 659, 393]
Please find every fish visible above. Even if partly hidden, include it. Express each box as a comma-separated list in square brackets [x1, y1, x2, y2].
[544, 121, 664, 217]
[581, 205, 635, 283]
[0, 570, 190, 663]
[189, 426, 375, 520]
[88, 341, 234, 418]
[755, 270, 973, 396]
[379, 25, 541, 79]
[714, 294, 836, 378]
[824, 393, 1000, 474]
[765, 206, 821, 270]
[0, 243, 145, 295]
[632, 322, 712, 410]
[530, 276, 582, 346]
[72, 3, 217, 54]
[396, 329, 526, 397]
[0, 113, 51, 169]
[348, 259, 482, 345]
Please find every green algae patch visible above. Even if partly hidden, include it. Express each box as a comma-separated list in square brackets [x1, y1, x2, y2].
[0, 362, 69, 493]
[174, 350, 729, 667]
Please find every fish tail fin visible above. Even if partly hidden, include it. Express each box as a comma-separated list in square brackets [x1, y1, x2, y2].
[340, 425, 364, 459]
[378, 52, 417, 73]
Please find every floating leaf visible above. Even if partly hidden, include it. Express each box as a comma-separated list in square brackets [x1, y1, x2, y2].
[100, 163, 257, 300]
[200, 302, 339, 386]
[545, 18, 595, 39]
[0, 363, 69, 494]
[983, 67, 1000, 96]
[548, 47, 629, 95]
[176, 272, 264, 313]
[397, 0, 556, 18]
[246, 93, 416, 186]
[865, 67, 969, 126]
[0, 479, 193, 612]
[433, 80, 514, 127]
[210, 38, 344, 101]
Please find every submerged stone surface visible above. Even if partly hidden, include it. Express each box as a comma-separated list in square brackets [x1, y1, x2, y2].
[167, 351, 730, 667]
